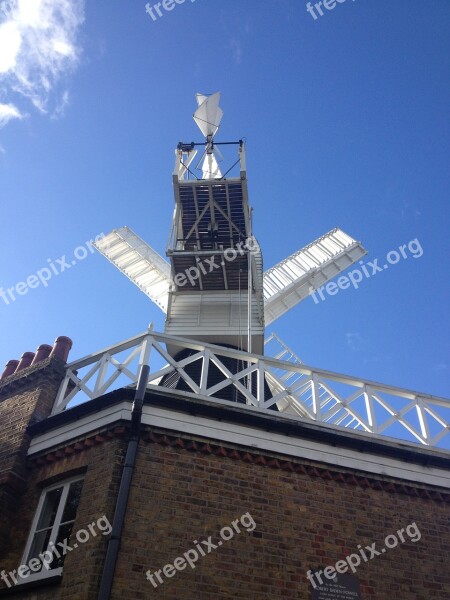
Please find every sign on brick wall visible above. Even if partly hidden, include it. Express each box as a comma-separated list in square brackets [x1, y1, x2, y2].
[311, 574, 361, 600]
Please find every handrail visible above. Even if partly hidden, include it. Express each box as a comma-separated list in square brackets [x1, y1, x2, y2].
[52, 328, 450, 448]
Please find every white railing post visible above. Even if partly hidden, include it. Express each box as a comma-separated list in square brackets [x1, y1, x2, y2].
[311, 373, 320, 420]
[257, 361, 266, 408]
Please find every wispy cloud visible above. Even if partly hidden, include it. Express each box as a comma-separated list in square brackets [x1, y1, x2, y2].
[346, 332, 364, 352]
[0, 0, 85, 130]
[379, 179, 422, 221]
[230, 39, 242, 65]
[51, 88, 69, 120]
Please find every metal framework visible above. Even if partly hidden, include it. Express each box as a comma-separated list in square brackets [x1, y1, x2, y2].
[52, 328, 450, 448]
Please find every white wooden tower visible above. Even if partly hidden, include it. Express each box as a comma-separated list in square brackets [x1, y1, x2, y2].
[166, 93, 264, 355]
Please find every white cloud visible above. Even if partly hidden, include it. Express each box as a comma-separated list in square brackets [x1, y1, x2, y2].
[0, 101, 22, 126]
[0, 0, 85, 128]
[0, 20, 21, 72]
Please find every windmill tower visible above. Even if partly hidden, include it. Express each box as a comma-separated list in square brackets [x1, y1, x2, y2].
[166, 92, 264, 356]
[95, 92, 366, 361]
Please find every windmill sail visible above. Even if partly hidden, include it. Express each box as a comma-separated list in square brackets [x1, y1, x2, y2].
[94, 227, 171, 313]
[264, 228, 367, 325]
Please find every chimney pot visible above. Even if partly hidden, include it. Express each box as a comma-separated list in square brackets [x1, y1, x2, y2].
[31, 344, 53, 365]
[1, 359, 19, 381]
[50, 336, 73, 362]
[16, 352, 35, 373]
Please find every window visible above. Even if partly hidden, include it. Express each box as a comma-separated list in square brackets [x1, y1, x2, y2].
[20, 476, 84, 582]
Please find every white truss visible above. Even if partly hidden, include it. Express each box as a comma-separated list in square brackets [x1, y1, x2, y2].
[52, 329, 450, 448]
[264, 332, 304, 364]
[264, 228, 367, 325]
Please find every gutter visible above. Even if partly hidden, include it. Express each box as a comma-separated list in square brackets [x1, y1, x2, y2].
[97, 364, 150, 600]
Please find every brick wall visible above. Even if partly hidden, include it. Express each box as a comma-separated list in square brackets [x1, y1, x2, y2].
[0, 427, 127, 599]
[0, 359, 66, 556]
[114, 432, 450, 600]
[1, 424, 449, 599]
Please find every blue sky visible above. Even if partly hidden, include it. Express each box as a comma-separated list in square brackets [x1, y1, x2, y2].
[0, 1, 449, 426]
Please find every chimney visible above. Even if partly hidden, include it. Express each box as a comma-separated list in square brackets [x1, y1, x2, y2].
[0, 360, 19, 381]
[0, 336, 73, 556]
[31, 343, 53, 365]
[50, 336, 73, 362]
[15, 352, 35, 373]
[0, 336, 73, 382]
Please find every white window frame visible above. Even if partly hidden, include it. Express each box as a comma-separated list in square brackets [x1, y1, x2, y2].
[18, 475, 84, 585]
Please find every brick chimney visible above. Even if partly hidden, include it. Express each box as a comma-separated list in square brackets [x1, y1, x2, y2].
[0, 336, 73, 555]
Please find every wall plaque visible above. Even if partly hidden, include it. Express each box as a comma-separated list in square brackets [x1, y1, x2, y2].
[311, 573, 361, 600]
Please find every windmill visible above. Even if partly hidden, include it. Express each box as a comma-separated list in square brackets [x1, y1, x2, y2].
[84, 93, 448, 444]
[95, 92, 366, 356]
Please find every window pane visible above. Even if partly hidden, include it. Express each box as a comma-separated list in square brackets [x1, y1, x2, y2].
[49, 522, 75, 569]
[26, 529, 52, 572]
[60, 480, 83, 524]
[36, 487, 63, 531]
[23, 478, 84, 576]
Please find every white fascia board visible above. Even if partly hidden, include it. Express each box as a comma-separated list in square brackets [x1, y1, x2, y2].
[27, 399, 450, 490]
[28, 402, 132, 455]
[139, 406, 450, 489]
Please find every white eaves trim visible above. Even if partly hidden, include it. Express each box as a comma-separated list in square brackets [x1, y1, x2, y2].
[28, 401, 450, 490]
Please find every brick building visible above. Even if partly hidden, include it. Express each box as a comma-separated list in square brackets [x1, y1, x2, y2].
[1, 94, 449, 599]
[0, 334, 449, 600]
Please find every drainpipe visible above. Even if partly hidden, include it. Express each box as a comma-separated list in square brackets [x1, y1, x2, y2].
[97, 363, 150, 600]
